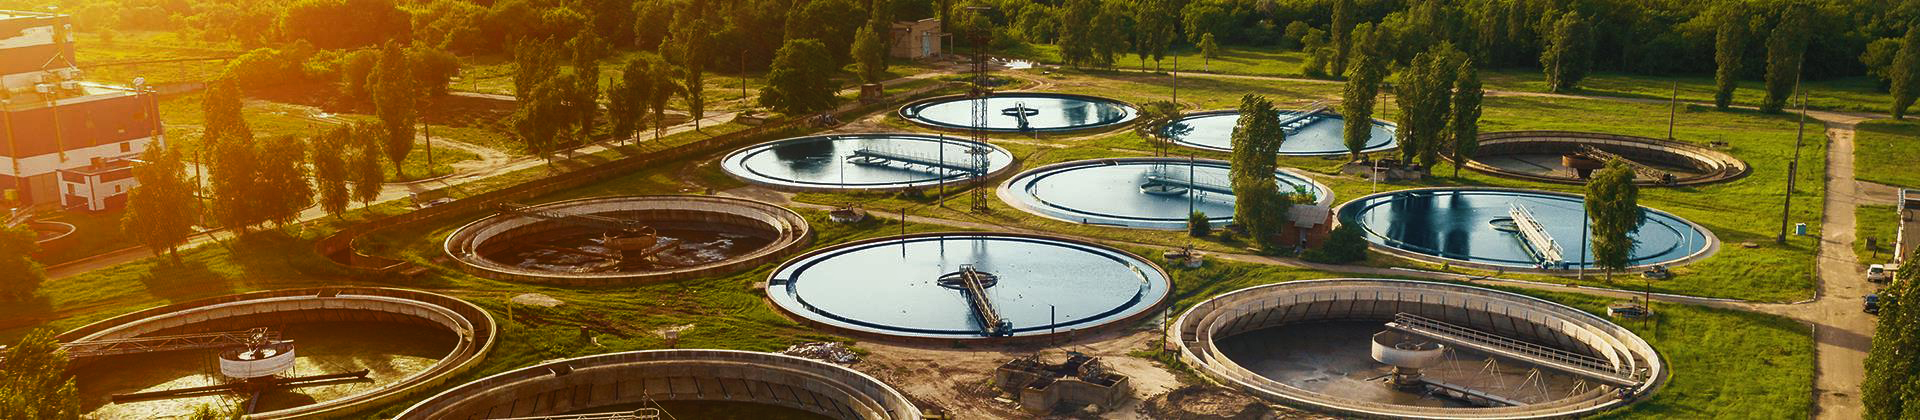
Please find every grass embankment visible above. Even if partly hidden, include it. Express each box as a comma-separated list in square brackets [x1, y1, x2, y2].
[1857, 204, 1901, 266]
[1853, 119, 1920, 189]
[1000, 43, 1896, 114]
[795, 69, 1824, 301]
[156, 91, 484, 180]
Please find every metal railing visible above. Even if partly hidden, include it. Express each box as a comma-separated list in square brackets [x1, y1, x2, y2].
[1387, 313, 1638, 386]
[496, 203, 651, 234]
[1508, 203, 1567, 268]
[1576, 145, 1670, 181]
[1279, 102, 1330, 134]
[846, 146, 983, 174]
[61, 327, 276, 359]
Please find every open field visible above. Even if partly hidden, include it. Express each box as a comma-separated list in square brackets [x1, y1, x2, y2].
[1853, 119, 1920, 189]
[1856, 204, 1900, 266]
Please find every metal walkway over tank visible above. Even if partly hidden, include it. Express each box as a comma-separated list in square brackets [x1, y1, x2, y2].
[1141, 164, 1235, 196]
[497, 203, 652, 234]
[1386, 313, 1640, 387]
[939, 264, 1012, 336]
[1507, 203, 1567, 268]
[1278, 103, 1331, 135]
[61, 327, 280, 359]
[1575, 145, 1671, 181]
[846, 146, 986, 175]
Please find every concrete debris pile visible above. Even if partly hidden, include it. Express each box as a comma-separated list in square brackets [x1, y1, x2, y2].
[782, 342, 860, 364]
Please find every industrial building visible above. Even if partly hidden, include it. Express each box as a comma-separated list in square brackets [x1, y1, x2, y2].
[0, 10, 164, 212]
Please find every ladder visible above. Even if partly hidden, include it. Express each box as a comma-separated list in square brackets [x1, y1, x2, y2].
[1507, 203, 1566, 268]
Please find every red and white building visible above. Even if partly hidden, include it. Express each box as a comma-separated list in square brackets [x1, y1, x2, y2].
[0, 11, 164, 212]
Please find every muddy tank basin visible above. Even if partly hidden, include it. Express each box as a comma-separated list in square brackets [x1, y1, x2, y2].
[445, 195, 811, 286]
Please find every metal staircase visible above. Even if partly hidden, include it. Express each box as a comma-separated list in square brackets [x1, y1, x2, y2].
[1507, 203, 1567, 268]
[1386, 313, 1639, 387]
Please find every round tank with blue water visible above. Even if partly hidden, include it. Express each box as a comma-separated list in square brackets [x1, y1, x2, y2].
[1336, 188, 1715, 271]
[1162, 109, 1397, 156]
[720, 134, 1015, 191]
[1000, 157, 1332, 230]
[766, 232, 1170, 341]
[899, 92, 1138, 133]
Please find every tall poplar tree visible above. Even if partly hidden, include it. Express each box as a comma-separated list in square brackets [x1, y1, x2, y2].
[1340, 23, 1388, 161]
[370, 42, 417, 176]
[1890, 25, 1920, 119]
[311, 127, 351, 219]
[1540, 11, 1592, 93]
[1587, 160, 1644, 282]
[1229, 95, 1289, 251]
[568, 30, 606, 142]
[1329, 0, 1354, 78]
[123, 143, 198, 260]
[1394, 43, 1462, 169]
[1449, 59, 1484, 178]
[1762, 6, 1810, 114]
[347, 123, 386, 209]
[255, 135, 314, 228]
[1713, 7, 1748, 110]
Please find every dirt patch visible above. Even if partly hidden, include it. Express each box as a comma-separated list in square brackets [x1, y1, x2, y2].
[1141, 385, 1335, 420]
[850, 327, 1196, 419]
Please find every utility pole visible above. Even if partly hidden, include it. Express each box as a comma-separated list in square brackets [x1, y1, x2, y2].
[740, 49, 747, 105]
[1171, 55, 1178, 108]
[1778, 72, 1808, 244]
[1667, 81, 1678, 140]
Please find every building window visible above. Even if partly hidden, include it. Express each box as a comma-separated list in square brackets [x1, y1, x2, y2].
[66, 184, 74, 195]
[114, 185, 122, 193]
[120, 142, 131, 153]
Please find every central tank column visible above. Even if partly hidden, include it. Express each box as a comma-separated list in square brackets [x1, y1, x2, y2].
[1371, 331, 1445, 389]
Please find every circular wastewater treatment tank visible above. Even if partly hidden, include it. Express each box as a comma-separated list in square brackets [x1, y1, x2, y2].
[1173, 278, 1663, 419]
[396, 350, 920, 420]
[1162, 109, 1398, 156]
[1336, 187, 1715, 272]
[899, 92, 1139, 133]
[720, 133, 1016, 192]
[1000, 157, 1333, 230]
[444, 195, 811, 286]
[767, 232, 1171, 342]
[57, 287, 495, 419]
[1462, 131, 1750, 186]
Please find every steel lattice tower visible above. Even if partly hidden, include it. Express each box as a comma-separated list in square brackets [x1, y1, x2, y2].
[966, 8, 994, 213]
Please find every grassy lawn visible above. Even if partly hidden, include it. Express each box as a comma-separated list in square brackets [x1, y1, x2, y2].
[1857, 204, 1900, 266]
[1853, 119, 1920, 189]
[32, 208, 134, 266]
[73, 31, 241, 87]
[1001, 42, 1894, 114]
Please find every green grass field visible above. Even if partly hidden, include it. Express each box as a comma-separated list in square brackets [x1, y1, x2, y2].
[1857, 204, 1900, 266]
[1853, 119, 1920, 189]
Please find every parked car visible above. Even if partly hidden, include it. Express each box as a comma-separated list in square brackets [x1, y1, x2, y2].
[1868, 264, 1892, 283]
[1865, 294, 1881, 315]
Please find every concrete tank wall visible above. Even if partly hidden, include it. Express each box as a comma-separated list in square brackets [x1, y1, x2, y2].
[396, 350, 921, 420]
[1465, 131, 1749, 186]
[56, 287, 497, 420]
[1172, 279, 1664, 420]
[443, 195, 813, 286]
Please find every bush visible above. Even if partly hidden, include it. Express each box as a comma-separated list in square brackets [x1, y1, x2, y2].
[1302, 223, 1367, 263]
[1188, 211, 1211, 237]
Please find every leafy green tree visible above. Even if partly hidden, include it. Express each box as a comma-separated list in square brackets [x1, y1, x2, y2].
[0, 224, 45, 302]
[1395, 43, 1462, 169]
[1448, 59, 1484, 178]
[1301, 28, 1329, 78]
[1329, 0, 1354, 77]
[407, 44, 460, 98]
[1228, 95, 1289, 251]
[123, 143, 198, 261]
[1712, 7, 1749, 110]
[1586, 159, 1643, 282]
[1890, 25, 1920, 119]
[569, 30, 606, 142]
[204, 78, 267, 234]
[513, 38, 562, 101]
[1864, 263, 1920, 419]
[275, 0, 409, 49]
[642, 57, 684, 141]
[1340, 23, 1389, 161]
[516, 72, 581, 162]
[1198, 32, 1219, 71]
[370, 42, 417, 176]
[311, 127, 351, 219]
[1540, 11, 1592, 93]
[1131, 0, 1178, 70]
[608, 57, 656, 143]
[347, 123, 386, 209]
[1089, 3, 1127, 69]
[760, 39, 840, 114]
[853, 25, 886, 85]
[666, 12, 708, 128]
[1762, 6, 1810, 114]
[1059, 0, 1099, 67]
[255, 135, 314, 228]
[340, 49, 379, 102]
[0, 328, 80, 419]
[1188, 211, 1210, 237]
[1303, 223, 1367, 264]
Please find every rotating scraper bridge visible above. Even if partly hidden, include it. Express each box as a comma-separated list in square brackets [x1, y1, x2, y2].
[1174, 279, 1663, 419]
